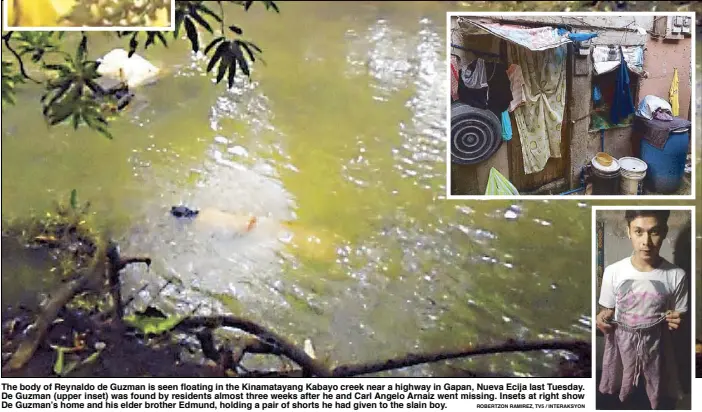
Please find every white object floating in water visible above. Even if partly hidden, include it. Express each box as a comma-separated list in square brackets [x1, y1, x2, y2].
[503, 209, 519, 221]
[97, 48, 160, 88]
[227, 145, 249, 157]
[214, 136, 229, 145]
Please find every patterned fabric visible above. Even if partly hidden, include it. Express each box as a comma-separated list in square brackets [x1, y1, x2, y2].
[465, 21, 571, 51]
[598, 257, 688, 409]
[507, 64, 526, 112]
[599, 319, 676, 409]
[451, 55, 459, 102]
[508, 44, 566, 175]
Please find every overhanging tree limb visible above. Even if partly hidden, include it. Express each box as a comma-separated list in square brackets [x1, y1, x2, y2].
[2, 32, 41, 83]
[332, 339, 590, 377]
[177, 316, 333, 377]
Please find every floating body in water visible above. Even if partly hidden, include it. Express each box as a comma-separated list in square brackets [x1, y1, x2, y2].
[171, 205, 258, 233]
[170, 206, 340, 262]
[97, 49, 161, 89]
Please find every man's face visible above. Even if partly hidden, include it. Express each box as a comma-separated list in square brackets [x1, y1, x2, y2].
[627, 216, 667, 261]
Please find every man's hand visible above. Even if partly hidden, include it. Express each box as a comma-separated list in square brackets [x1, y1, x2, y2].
[596, 308, 615, 334]
[665, 311, 682, 331]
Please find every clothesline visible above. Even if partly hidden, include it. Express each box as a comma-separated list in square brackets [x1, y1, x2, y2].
[450, 43, 501, 59]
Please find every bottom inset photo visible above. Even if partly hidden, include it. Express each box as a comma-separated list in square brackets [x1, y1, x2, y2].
[593, 206, 694, 411]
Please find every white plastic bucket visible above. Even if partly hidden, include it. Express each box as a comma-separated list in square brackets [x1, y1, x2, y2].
[618, 156, 648, 195]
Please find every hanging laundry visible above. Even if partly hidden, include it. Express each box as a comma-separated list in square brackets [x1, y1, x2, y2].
[568, 32, 598, 42]
[508, 44, 567, 175]
[461, 57, 488, 88]
[669, 67, 679, 116]
[610, 46, 636, 125]
[457, 58, 489, 109]
[506, 64, 526, 112]
[501, 110, 512, 141]
[593, 85, 602, 106]
[450, 55, 460, 101]
[486, 62, 513, 117]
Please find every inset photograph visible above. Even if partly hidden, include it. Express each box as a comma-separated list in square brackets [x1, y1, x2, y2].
[593, 207, 693, 410]
[3, 0, 174, 30]
[448, 13, 694, 198]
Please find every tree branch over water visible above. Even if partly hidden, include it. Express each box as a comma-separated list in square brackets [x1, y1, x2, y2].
[1, 200, 590, 378]
[3, 248, 591, 377]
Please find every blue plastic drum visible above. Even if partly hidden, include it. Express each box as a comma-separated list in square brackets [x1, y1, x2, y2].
[640, 128, 689, 194]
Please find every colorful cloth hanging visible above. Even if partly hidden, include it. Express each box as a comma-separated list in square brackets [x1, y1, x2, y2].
[501, 110, 512, 141]
[610, 46, 636, 125]
[508, 44, 567, 175]
[507, 64, 526, 112]
[669, 68, 679, 116]
[451, 55, 460, 101]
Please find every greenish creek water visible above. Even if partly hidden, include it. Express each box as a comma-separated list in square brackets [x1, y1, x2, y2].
[2, 1, 699, 375]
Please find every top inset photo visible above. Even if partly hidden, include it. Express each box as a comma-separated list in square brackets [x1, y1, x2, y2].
[447, 12, 695, 199]
[3, 0, 174, 31]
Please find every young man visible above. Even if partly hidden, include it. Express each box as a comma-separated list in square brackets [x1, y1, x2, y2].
[596, 210, 688, 410]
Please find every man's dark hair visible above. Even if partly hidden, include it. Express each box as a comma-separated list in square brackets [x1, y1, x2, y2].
[624, 209, 671, 228]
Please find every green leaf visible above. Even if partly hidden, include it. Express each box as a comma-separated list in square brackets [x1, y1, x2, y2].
[204, 37, 225, 55]
[70, 189, 78, 210]
[174, 10, 186, 38]
[76, 35, 87, 62]
[144, 33, 156, 50]
[43, 63, 70, 74]
[188, 10, 213, 34]
[43, 80, 72, 103]
[72, 112, 81, 130]
[82, 61, 101, 78]
[52, 347, 66, 375]
[46, 103, 74, 125]
[156, 32, 168, 48]
[228, 59, 237, 88]
[246, 41, 262, 53]
[238, 42, 258, 62]
[206, 40, 230, 73]
[232, 41, 250, 77]
[129, 34, 139, 58]
[184, 18, 199, 52]
[82, 351, 102, 365]
[194, 3, 222, 23]
[62, 359, 80, 376]
[1, 88, 15, 105]
[123, 313, 186, 336]
[216, 53, 230, 84]
[265, 1, 280, 13]
[95, 125, 114, 140]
